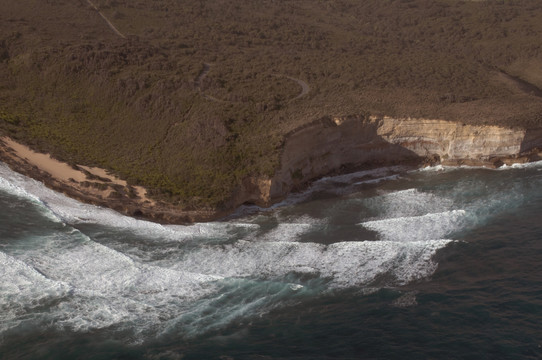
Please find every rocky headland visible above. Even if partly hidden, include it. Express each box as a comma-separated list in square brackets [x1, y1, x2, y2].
[3, 0, 542, 222]
[2, 115, 541, 224]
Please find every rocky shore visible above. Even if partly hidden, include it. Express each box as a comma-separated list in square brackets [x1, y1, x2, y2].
[2, 116, 542, 224]
[230, 116, 542, 211]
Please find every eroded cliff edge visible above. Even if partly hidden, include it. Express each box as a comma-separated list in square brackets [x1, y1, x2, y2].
[232, 116, 542, 209]
[2, 116, 542, 223]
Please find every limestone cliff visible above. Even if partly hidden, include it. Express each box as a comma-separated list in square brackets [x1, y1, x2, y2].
[236, 116, 542, 207]
[376, 117, 528, 163]
[3, 115, 542, 223]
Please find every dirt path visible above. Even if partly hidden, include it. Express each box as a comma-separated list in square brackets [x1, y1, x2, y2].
[195, 63, 225, 102]
[85, 0, 126, 39]
[196, 63, 311, 102]
[498, 71, 542, 98]
[285, 76, 310, 99]
[271, 74, 310, 100]
[195, 63, 211, 87]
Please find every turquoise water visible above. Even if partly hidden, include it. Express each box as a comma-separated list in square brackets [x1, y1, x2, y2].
[1, 162, 542, 359]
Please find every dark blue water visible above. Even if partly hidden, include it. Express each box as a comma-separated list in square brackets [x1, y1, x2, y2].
[1, 162, 542, 359]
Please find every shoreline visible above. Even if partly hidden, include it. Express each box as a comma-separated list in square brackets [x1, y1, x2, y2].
[2, 115, 542, 225]
[0, 136, 413, 224]
[0, 137, 220, 224]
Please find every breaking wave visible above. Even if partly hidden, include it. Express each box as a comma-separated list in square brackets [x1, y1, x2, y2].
[2, 161, 533, 342]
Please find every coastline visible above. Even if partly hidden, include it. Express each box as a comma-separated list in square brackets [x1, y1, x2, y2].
[0, 135, 407, 224]
[2, 115, 542, 225]
[0, 137, 219, 224]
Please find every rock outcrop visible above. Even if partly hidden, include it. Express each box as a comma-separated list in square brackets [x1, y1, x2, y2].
[236, 116, 542, 207]
[376, 117, 528, 163]
[2, 115, 542, 223]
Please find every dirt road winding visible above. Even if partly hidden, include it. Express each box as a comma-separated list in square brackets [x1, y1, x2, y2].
[85, 0, 126, 39]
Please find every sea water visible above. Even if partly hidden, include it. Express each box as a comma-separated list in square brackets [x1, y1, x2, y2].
[1, 161, 542, 359]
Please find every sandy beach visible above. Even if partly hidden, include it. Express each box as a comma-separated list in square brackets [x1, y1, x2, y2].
[0, 137, 222, 223]
[0, 137, 165, 210]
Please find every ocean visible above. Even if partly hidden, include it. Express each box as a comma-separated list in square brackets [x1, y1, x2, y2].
[1, 161, 542, 360]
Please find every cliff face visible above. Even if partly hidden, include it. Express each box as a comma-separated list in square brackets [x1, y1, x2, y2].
[236, 116, 542, 207]
[376, 117, 527, 162]
[3, 115, 542, 223]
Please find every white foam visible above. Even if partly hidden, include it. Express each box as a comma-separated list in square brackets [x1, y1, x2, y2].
[253, 215, 324, 243]
[419, 164, 446, 172]
[360, 210, 466, 242]
[497, 160, 542, 170]
[0, 174, 64, 224]
[1, 235, 451, 340]
[170, 238, 452, 288]
[3, 227, 223, 333]
[1, 231, 451, 338]
[0, 250, 71, 333]
[0, 163, 455, 339]
[368, 189, 454, 219]
[418, 164, 488, 172]
[0, 175, 42, 202]
[359, 188, 463, 241]
[315, 165, 408, 185]
[353, 174, 400, 185]
[420, 160, 542, 173]
[258, 223, 314, 242]
[0, 163, 256, 242]
[152, 237, 452, 338]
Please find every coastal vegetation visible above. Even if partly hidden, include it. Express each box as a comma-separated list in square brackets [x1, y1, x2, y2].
[2, 0, 542, 209]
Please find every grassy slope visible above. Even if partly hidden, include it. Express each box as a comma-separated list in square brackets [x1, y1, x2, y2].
[1, 0, 542, 208]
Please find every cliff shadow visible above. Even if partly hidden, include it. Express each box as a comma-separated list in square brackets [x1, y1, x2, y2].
[269, 116, 428, 200]
[520, 127, 542, 155]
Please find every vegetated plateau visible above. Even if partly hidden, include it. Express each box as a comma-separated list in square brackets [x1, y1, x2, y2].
[2, 0, 542, 221]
